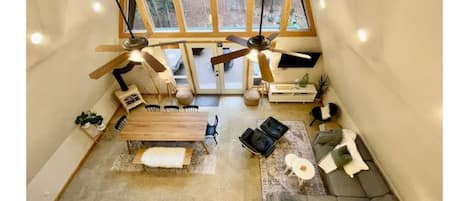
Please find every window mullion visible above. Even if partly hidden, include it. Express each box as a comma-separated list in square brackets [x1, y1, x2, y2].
[304, 0, 316, 34]
[210, 0, 219, 33]
[280, 0, 292, 32]
[246, 0, 254, 33]
[135, 0, 154, 34]
[173, 0, 186, 32]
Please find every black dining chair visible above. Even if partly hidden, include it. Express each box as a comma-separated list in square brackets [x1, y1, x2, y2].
[183, 105, 199, 112]
[164, 105, 180, 112]
[145, 104, 161, 112]
[205, 115, 219, 144]
[114, 115, 127, 131]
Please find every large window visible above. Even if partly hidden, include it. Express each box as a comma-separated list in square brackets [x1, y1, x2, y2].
[146, 0, 179, 32]
[252, 0, 284, 31]
[287, 0, 309, 31]
[181, 0, 213, 32]
[122, 0, 315, 37]
[217, 0, 247, 32]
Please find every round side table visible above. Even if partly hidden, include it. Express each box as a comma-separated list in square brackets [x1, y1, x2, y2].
[284, 153, 299, 174]
[291, 158, 315, 188]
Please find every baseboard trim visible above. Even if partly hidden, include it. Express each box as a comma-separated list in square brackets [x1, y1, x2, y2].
[54, 106, 121, 201]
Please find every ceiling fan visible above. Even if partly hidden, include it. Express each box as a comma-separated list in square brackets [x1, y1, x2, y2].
[89, 0, 185, 79]
[210, 0, 311, 82]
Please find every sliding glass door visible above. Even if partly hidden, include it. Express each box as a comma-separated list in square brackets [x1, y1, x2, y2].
[186, 43, 246, 94]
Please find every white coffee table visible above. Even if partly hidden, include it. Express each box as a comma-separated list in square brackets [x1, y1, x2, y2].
[290, 158, 315, 187]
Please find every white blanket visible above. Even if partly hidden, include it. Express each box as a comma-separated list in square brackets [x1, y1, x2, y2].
[321, 105, 331, 119]
[141, 147, 186, 168]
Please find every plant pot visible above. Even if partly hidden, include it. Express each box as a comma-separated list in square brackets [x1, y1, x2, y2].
[96, 123, 106, 131]
[81, 122, 91, 129]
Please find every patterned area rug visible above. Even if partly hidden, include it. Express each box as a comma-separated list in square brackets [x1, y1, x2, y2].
[258, 120, 327, 201]
[110, 140, 218, 175]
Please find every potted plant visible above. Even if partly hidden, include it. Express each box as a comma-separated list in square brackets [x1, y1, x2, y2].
[314, 74, 329, 105]
[75, 111, 106, 131]
[75, 112, 91, 128]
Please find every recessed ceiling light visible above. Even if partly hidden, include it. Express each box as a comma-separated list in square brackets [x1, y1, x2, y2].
[92, 2, 103, 13]
[357, 29, 368, 42]
[30, 32, 43, 44]
[319, 0, 326, 9]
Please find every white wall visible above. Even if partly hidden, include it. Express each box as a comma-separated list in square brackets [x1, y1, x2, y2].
[310, 0, 442, 200]
[27, 84, 119, 201]
[27, 0, 118, 186]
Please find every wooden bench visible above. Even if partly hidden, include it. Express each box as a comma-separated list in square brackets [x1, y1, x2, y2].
[132, 147, 193, 167]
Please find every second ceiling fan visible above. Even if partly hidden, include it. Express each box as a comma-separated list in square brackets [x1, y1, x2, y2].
[210, 0, 312, 82]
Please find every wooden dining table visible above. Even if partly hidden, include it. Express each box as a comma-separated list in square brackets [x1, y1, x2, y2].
[119, 109, 210, 154]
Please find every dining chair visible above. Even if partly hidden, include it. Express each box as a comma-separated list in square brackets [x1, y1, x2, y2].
[145, 104, 161, 112]
[205, 115, 219, 144]
[164, 105, 180, 112]
[182, 105, 199, 112]
[114, 115, 127, 131]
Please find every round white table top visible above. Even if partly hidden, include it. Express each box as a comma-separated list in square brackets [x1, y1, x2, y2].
[291, 158, 315, 180]
[285, 153, 299, 167]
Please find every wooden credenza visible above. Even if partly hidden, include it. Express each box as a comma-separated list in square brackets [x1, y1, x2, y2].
[268, 83, 317, 103]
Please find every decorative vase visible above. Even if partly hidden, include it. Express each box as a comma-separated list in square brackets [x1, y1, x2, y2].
[299, 73, 309, 87]
[81, 122, 91, 129]
[96, 123, 106, 131]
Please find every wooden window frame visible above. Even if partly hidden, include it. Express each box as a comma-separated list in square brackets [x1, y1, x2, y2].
[119, 0, 316, 38]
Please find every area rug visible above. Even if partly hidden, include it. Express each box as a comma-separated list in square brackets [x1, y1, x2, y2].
[110, 140, 218, 175]
[194, 95, 220, 107]
[258, 120, 327, 201]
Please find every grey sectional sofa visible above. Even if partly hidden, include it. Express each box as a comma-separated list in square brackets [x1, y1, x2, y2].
[267, 132, 398, 201]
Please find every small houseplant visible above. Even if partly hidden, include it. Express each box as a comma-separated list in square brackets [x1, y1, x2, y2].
[75, 112, 91, 128]
[314, 74, 329, 105]
[75, 111, 105, 131]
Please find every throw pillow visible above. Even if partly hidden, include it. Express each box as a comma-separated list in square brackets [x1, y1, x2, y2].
[340, 129, 357, 144]
[341, 140, 369, 178]
[330, 145, 353, 168]
[318, 153, 336, 173]
[317, 130, 343, 146]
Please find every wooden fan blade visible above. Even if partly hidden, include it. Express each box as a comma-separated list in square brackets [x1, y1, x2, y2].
[226, 35, 248, 47]
[147, 40, 186, 47]
[271, 40, 277, 48]
[95, 45, 125, 52]
[270, 48, 312, 59]
[89, 53, 129, 79]
[267, 32, 279, 41]
[145, 30, 153, 38]
[141, 51, 166, 72]
[258, 52, 274, 82]
[210, 48, 250, 65]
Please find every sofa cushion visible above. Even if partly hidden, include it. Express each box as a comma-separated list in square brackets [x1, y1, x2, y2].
[317, 130, 343, 146]
[324, 169, 367, 197]
[370, 194, 398, 201]
[331, 145, 353, 167]
[355, 136, 373, 161]
[357, 162, 390, 197]
[337, 197, 370, 201]
[314, 144, 335, 162]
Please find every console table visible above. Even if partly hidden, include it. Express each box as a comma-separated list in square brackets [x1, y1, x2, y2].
[268, 83, 317, 103]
